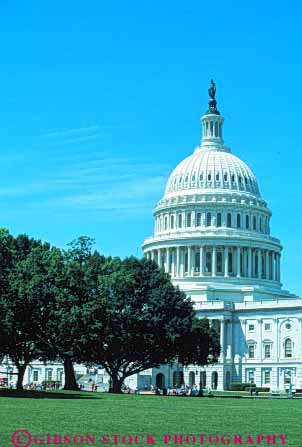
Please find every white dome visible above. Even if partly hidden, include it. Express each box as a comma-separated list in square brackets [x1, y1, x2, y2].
[164, 146, 260, 198]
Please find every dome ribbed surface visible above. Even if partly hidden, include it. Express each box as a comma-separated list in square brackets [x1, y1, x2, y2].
[164, 148, 260, 198]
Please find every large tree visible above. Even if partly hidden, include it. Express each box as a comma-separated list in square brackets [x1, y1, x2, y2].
[46, 236, 109, 390]
[178, 317, 220, 366]
[83, 256, 198, 393]
[1, 238, 61, 389]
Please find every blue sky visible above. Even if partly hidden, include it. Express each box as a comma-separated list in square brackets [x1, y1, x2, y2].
[0, 1, 301, 294]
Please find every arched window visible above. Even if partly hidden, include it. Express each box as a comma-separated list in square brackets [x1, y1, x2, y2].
[227, 213, 232, 228]
[206, 212, 211, 227]
[246, 215, 249, 229]
[259, 217, 262, 232]
[178, 214, 182, 228]
[217, 213, 222, 227]
[188, 371, 195, 387]
[156, 373, 165, 389]
[186, 213, 191, 227]
[208, 173, 212, 181]
[211, 372, 218, 390]
[231, 174, 235, 183]
[205, 251, 212, 273]
[200, 371, 206, 388]
[225, 371, 231, 390]
[253, 216, 256, 230]
[216, 173, 219, 181]
[237, 214, 241, 228]
[173, 371, 184, 387]
[285, 339, 292, 358]
[170, 215, 174, 229]
[224, 173, 228, 182]
[196, 212, 201, 227]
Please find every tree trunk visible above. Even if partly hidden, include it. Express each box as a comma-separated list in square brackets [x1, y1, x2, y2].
[109, 375, 124, 393]
[63, 356, 78, 390]
[16, 363, 27, 391]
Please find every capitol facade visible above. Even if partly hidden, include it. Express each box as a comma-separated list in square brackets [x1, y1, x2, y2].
[142, 82, 302, 392]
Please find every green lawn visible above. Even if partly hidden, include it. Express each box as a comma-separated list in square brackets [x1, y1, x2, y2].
[0, 391, 301, 446]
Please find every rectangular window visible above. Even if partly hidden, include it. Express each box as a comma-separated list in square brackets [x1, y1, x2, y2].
[196, 213, 201, 227]
[264, 344, 271, 358]
[217, 252, 222, 273]
[264, 370, 270, 384]
[47, 370, 52, 381]
[248, 345, 255, 359]
[205, 252, 212, 273]
[248, 324, 255, 332]
[217, 213, 222, 227]
[247, 370, 255, 383]
[264, 323, 271, 331]
[33, 371, 39, 382]
[170, 215, 174, 229]
[187, 213, 191, 227]
[195, 252, 200, 272]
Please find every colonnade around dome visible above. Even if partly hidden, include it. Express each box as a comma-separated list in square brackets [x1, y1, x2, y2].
[154, 208, 270, 236]
[145, 245, 281, 282]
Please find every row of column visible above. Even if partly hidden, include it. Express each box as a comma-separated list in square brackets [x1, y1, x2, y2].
[145, 246, 281, 281]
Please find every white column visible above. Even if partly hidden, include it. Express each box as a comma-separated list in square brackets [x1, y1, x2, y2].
[171, 249, 175, 277]
[224, 246, 229, 277]
[277, 253, 281, 282]
[299, 318, 302, 358]
[187, 246, 191, 277]
[180, 248, 184, 277]
[259, 319, 263, 360]
[236, 247, 241, 278]
[220, 317, 225, 362]
[191, 247, 195, 276]
[212, 246, 216, 277]
[276, 318, 280, 360]
[258, 249, 262, 279]
[157, 249, 161, 267]
[151, 250, 155, 262]
[176, 246, 180, 278]
[248, 247, 252, 278]
[265, 250, 269, 280]
[272, 252, 276, 281]
[165, 248, 170, 273]
[199, 246, 204, 277]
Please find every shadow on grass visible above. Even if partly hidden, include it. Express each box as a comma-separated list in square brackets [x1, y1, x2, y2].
[0, 389, 101, 399]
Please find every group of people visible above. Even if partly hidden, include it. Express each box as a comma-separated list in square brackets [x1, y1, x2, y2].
[155, 384, 207, 397]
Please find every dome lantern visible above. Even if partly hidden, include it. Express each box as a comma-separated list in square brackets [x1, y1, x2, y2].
[201, 79, 225, 149]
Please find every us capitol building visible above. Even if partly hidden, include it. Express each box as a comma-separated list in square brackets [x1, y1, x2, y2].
[2, 82, 302, 392]
[142, 80, 302, 392]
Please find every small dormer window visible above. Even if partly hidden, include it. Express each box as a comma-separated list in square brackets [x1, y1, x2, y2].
[192, 174, 196, 182]
[239, 176, 242, 184]
[185, 175, 189, 182]
[224, 174, 228, 182]
[179, 176, 182, 183]
[231, 174, 235, 182]
[216, 173, 219, 181]
[244, 176, 248, 185]
[200, 173, 203, 181]
[208, 173, 212, 181]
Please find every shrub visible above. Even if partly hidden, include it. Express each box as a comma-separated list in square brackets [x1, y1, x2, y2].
[229, 382, 255, 391]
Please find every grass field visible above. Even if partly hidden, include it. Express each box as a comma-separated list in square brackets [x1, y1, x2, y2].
[0, 391, 301, 446]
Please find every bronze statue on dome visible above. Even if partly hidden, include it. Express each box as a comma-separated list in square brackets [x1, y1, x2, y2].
[208, 79, 216, 99]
